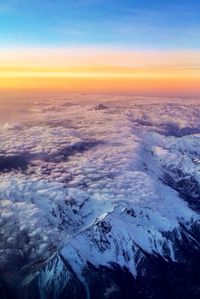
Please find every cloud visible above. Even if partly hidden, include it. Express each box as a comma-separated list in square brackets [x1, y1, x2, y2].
[0, 95, 200, 288]
[0, 199, 61, 273]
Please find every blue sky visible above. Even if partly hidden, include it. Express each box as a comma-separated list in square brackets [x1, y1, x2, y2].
[0, 0, 200, 49]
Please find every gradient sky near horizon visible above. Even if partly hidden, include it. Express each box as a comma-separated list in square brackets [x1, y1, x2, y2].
[0, 0, 200, 95]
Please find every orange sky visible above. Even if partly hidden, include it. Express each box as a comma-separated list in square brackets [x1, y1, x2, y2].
[0, 48, 200, 96]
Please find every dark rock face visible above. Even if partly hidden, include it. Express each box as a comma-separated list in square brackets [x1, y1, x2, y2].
[162, 171, 200, 212]
[2, 222, 200, 299]
[1, 100, 200, 299]
[2, 252, 200, 299]
[95, 104, 109, 111]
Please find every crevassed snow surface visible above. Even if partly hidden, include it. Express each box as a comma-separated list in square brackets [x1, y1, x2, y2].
[0, 94, 200, 288]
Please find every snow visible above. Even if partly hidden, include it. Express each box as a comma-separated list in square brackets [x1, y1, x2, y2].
[0, 94, 200, 280]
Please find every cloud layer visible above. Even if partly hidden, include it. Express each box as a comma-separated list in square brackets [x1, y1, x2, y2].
[0, 95, 200, 284]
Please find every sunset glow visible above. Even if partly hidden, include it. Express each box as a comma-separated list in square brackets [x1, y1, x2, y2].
[1, 2, 200, 298]
[1, 49, 200, 95]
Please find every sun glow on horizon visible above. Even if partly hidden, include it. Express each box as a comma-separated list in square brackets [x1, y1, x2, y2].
[0, 48, 200, 96]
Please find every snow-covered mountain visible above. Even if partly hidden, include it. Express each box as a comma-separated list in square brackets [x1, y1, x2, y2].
[1, 95, 200, 299]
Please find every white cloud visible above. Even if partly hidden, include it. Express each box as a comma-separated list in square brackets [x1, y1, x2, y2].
[0, 95, 200, 278]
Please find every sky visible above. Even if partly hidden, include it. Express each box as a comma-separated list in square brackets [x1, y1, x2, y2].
[0, 0, 200, 95]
